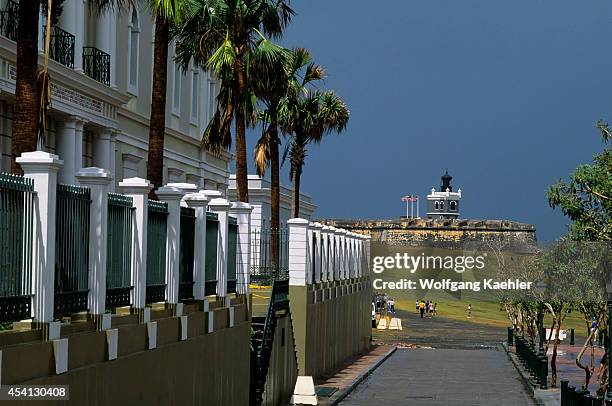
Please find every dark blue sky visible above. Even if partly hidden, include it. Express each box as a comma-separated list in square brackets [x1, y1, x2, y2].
[246, 0, 612, 242]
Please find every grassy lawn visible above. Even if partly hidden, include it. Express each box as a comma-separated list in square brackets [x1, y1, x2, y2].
[393, 298, 590, 336]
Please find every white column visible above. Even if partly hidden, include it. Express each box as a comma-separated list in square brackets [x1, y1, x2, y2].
[93, 129, 112, 173]
[320, 226, 330, 282]
[208, 198, 230, 298]
[327, 226, 337, 281]
[56, 117, 77, 184]
[337, 229, 347, 280]
[349, 233, 356, 279]
[184, 192, 209, 300]
[59, 0, 83, 71]
[312, 223, 323, 283]
[96, 8, 117, 87]
[76, 167, 112, 325]
[119, 177, 153, 310]
[16, 151, 63, 323]
[157, 186, 185, 306]
[287, 218, 309, 286]
[229, 202, 253, 295]
[306, 223, 314, 285]
[109, 132, 117, 192]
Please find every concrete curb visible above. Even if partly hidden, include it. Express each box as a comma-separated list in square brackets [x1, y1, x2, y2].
[501, 342, 560, 406]
[325, 346, 397, 405]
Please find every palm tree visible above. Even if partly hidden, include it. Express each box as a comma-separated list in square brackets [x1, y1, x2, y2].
[253, 48, 323, 266]
[174, 0, 294, 203]
[281, 90, 349, 217]
[146, 0, 187, 194]
[10, 0, 41, 174]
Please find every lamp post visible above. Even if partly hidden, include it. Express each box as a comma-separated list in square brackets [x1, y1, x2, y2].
[537, 280, 547, 354]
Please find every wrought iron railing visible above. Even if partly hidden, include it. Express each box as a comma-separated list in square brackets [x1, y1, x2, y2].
[250, 226, 289, 286]
[55, 184, 91, 316]
[146, 200, 167, 303]
[0, 1, 18, 42]
[178, 206, 195, 301]
[44, 25, 75, 69]
[83, 46, 110, 86]
[106, 193, 134, 308]
[0, 173, 34, 322]
[227, 216, 238, 293]
[204, 211, 218, 296]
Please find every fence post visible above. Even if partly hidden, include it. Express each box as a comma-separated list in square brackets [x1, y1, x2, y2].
[306, 223, 314, 285]
[312, 223, 323, 283]
[157, 186, 185, 309]
[118, 177, 152, 315]
[208, 197, 230, 299]
[321, 226, 331, 283]
[337, 229, 347, 280]
[16, 151, 63, 325]
[288, 218, 309, 287]
[76, 167, 112, 330]
[184, 192, 209, 300]
[228, 202, 252, 295]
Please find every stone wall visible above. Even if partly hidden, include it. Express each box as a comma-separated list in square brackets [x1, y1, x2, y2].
[320, 218, 538, 252]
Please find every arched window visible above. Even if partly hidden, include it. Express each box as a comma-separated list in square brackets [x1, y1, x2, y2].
[434, 201, 439, 210]
[440, 201, 444, 210]
[450, 201, 457, 211]
[128, 7, 139, 91]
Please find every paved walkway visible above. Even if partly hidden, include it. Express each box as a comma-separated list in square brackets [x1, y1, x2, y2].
[339, 348, 535, 406]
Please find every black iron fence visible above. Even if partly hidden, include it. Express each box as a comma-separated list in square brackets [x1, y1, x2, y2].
[250, 226, 289, 286]
[83, 46, 110, 86]
[227, 216, 238, 294]
[146, 200, 167, 303]
[0, 173, 34, 322]
[204, 212, 218, 296]
[0, 1, 18, 42]
[106, 193, 133, 308]
[515, 334, 548, 389]
[44, 25, 75, 69]
[560, 380, 605, 405]
[55, 184, 90, 316]
[178, 206, 195, 300]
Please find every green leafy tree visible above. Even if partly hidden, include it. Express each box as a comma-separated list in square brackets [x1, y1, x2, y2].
[547, 124, 611, 241]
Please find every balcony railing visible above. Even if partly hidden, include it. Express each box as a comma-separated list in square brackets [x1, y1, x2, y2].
[83, 46, 110, 86]
[0, 1, 18, 42]
[43, 25, 75, 69]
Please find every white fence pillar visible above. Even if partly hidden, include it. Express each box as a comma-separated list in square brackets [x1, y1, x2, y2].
[76, 167, 112, 325]
[328, 226, 337, 281]
[229, 202, 252, 295]
[337, 229, 347, 280]
[17, 151, 63, 323]
[118, 177, 152, 310]
[157, 186, 185, 306]
[306, 223, 314, 285]
[365, 236, 371, 276]
[288, 218, 309, 286]
[320, 226, 330, 283]
[184, 192, 209, 300]
[312, 223, 323, 283]
[209, 198, 230, 298]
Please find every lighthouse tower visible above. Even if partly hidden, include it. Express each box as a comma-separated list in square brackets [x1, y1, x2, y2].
[427, 170, 462, 219]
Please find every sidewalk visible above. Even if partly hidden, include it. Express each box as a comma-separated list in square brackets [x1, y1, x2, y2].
[314, 345, 396, 405]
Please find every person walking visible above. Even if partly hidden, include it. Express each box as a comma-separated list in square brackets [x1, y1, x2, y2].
[429, 301, 434, 317]
[415, 300, 419, 313]
[419, 301, 425, 318]
[467, 304, 472, 318]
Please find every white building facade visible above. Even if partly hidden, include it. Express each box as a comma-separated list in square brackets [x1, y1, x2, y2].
[0, 0, 230, 191]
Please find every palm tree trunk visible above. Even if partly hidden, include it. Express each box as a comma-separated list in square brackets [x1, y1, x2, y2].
[11, 0, 40, 174]
[291, 165, 302, 218]
[234, 57, 248, 203]
[269, 120, 280, 268]
[146, 18, 169, 197]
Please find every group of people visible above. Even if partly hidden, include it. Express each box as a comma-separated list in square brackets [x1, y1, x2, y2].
[416, 300, 436, 318]
[374, 294, 396, 315]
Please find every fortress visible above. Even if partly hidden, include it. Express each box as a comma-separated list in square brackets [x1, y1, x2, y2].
[322, 171, 538, 252]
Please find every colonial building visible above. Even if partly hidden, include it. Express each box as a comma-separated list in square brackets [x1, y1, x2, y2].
[426, 170, 461, 219]
[0, 0, 231, 192]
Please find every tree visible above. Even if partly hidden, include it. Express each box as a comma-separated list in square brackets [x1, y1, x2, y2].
[253, 48, 323, 267]
[146, 0, 187, 195]
[547, 124, 611, 241]
[281, 90, 349, 217]
[174, 0, 294, 203]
